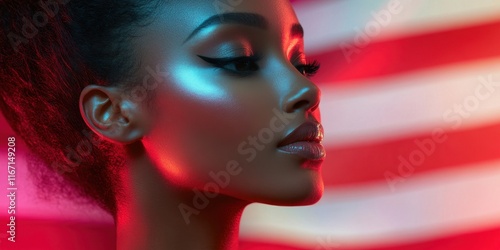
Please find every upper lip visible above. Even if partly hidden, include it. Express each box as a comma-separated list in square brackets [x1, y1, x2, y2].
[277, 121, 324, 147]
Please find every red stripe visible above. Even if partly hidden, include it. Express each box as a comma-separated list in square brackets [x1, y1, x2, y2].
[240, 227, 500, 250]
[240, 241, 305, 250]
[322, 122, 500, 187]
[310, 20, 500, 84]
[2, 217, 498, 250]
[2, 216, 499, 250]
[0, 217, 115, 250]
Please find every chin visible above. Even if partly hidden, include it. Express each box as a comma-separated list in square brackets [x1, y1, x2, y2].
[285, 167, 325, 206]
[286, 181, 324, 206]
[256, 177, 324, 207]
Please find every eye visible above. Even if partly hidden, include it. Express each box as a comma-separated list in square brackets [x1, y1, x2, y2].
[231, 57, 259, 72]
[295, 60, 321, 77]
[198, 55, 261, 76]
[289, 48, 321, 78]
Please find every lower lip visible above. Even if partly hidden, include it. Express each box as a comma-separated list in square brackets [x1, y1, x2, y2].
[278, 141, 326, 160]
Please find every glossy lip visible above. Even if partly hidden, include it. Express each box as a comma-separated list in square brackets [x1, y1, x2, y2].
[277, 121, 326, 161]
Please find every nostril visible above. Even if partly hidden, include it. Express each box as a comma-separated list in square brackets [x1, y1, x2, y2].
[292, 100, 310, 111]
[310, 101, 320, 112]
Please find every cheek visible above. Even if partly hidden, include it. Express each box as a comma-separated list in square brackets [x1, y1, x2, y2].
[143, 66, 280, 188]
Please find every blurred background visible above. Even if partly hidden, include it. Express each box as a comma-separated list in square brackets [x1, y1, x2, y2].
[2, 0, 500, 249]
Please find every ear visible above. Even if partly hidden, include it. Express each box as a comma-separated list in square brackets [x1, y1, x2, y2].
[79, 85, 147, 144]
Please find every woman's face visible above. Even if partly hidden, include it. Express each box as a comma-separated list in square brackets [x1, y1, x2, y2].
[135, 0, 324, 205]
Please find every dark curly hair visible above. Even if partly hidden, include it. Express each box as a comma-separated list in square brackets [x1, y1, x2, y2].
[0, 0, 162, 216]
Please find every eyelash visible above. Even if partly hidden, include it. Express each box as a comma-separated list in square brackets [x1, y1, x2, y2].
[198, 55, 321, 77]
[297, 60, 320, 77]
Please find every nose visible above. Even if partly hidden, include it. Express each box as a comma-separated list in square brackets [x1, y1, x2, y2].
[282, 78, 321, 114]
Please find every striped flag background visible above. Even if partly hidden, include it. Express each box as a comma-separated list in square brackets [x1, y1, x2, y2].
[1, 0, 500, 249]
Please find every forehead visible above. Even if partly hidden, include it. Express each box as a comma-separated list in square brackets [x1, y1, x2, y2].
[151, 0, 300, 43]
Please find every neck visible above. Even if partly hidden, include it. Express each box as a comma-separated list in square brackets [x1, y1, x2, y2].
[115, 143, 248, 250]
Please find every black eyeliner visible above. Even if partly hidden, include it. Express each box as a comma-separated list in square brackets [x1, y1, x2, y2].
[197, 55, 261, 66]
[197, 54, 262, 76]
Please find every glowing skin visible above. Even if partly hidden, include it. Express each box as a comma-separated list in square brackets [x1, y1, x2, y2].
[79, 1, 323, 249]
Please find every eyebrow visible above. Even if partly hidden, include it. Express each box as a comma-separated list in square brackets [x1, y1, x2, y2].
[183, 12, 304, 44]
[183, 13, 268, 43]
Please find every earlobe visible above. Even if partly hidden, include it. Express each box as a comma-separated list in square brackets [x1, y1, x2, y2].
[79, 85, 146, 144]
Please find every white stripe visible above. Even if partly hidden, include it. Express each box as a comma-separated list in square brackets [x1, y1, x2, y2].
[240, 160, 500, 248]
[320, 58, 500, 148]
[294, 0, 500, 54]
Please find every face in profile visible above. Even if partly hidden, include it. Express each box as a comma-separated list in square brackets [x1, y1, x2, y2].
[117, 0, 324, 206]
